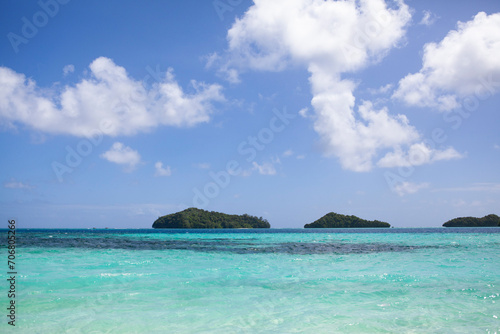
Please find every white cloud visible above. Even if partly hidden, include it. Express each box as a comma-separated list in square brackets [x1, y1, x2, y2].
[393, 12, 500, 111]
[282, 149, 294, 157]
[101, 142, 141, 171]
[63, 64, 75, 76]
[494, 144, 500, 150]
[226, 0, 411, 73]
[419, 10, 438, 26]
[377, 143, 463, 168]
[298, 107, 310, 118]
[313, 95, 420, 171]
[154, 162, 172, 177]
[393, 181, 430, 196]
[4, 179, 33, 189]
[222, 0, 453, 172]
[252, 161, 276, 175]
[0, 57, 225, 137]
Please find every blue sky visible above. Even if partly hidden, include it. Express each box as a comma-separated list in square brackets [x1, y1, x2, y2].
[1, 0, 499, 228]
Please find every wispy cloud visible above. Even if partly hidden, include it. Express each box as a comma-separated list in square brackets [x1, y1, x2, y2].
[449, 198, 498, 208]
[205, 52, 241, 84]
[252, 157, 281, 176]
[63, 64, 75, 76]
[252, 161, 277, 175]
[4, 179, 33, 190]
[368, 83, 393, 95]
[282, 149, 305, 160]
[31, 202, 186, 218]
[194, 162, 211, 169]
[419, 10, 439, 26]
[433, 183, 500, 193]
[393, 182, 430, 197]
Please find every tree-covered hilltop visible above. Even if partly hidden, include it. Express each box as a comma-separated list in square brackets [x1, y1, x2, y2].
[152, 208, 271, 229]
[304, 212, 390, 228]
[443, 214, 500, 227]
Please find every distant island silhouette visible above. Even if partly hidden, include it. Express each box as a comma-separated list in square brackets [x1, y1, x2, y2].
[443, 214, 500, 227]
[304, 212, 390, 228]
[152, 208, 270, 229]
[152, 209, 500, 229]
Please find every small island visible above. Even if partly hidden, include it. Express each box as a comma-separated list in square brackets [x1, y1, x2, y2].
[442, 214, 500, 227]
[304, 212, 390, 228]
[152, 208, 271, 229]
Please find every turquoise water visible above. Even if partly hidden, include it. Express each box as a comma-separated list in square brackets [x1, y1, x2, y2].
[2, 228, 500, 333]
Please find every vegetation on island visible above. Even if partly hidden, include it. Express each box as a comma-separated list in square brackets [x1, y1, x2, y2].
[304, 212, 390, 228]
[152, 208, 271, 229]
[442, 214, 500, 227]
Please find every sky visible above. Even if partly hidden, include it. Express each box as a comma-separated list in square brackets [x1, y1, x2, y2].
[1, 0, 499, 228]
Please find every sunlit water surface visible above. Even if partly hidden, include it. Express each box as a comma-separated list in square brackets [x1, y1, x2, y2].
[3, 228, 500, 333]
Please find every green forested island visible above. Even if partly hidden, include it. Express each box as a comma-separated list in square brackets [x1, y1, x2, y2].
[152, 208, 271, 229]
[304, 212, 391, 228]
[442, 214, 500, 227]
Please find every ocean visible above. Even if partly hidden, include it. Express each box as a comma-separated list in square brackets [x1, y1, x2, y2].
[2, 228, 500, 333]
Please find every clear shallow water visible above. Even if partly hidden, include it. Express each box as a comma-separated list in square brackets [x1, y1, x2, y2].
[2, 228, 500, 333]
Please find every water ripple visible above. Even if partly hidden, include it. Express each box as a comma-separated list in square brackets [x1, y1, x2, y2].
[17, 236, 433, 254]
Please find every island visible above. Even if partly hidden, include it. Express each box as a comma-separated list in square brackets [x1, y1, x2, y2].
[152, 208, 271, 229]
[304, 212, 391, 228]
[442, 214, 500, 227]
